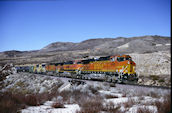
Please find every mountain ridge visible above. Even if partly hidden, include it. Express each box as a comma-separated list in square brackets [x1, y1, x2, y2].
[0, 35, 170, 65]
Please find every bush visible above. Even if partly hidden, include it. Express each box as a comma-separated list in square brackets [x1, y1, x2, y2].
[137, 106, 153, 113]
[123, 98, 137, 108]
[105, 94, 118, 99]
[158, 79, 165, 83]
[147, 91, 159, 98]
[0, 92, 25, 113]
[0, 89, 61, 113]
[78, 98, 103, 113]
[52, 102, 64, 108]
[24, 94, 38, 106]
[150, 75, 159, 81]
[155, 94, 171, 113]
[103, 102, 121, 113]
[88, 86, 99, 95]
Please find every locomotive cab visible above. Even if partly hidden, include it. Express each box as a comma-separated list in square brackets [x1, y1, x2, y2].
[110, 55, 138, 83]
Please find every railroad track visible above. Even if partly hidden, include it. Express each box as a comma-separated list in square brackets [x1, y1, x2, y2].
[116, 83, 171, 90]
[20, 72, 171, 90]
[48, 73, 171, 90]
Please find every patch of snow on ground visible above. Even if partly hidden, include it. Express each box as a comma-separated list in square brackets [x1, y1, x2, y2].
[156, 44, 162, 46]
[165, 43, 171, 46]
[105, 96, 139, 105]
[22, 101, 80, 113]
[58, 82, 71, 92]
[1, 73, 63, 93]
[127, 105, 157, 113]
[99, 90, 123, 97]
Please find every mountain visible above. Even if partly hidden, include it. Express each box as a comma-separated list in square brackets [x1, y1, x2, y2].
[40, 35, 170, 53]
[0, 35, 170, 65]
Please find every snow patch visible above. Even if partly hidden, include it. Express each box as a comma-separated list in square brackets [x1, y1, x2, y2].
[21, 102, 80, 113]
[165, 43, 171, 46]
[127, 105, 157, 113]
[117, 43, 129, 48]
[99, 90, 123, 97]
[156, 44, 162, 46]
[58, 83, 71, 92]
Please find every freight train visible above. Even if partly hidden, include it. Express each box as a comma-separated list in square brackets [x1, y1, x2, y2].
[15, 55, 138, 83]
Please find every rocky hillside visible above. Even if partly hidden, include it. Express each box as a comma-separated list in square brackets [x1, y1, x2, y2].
[40, 36, 170, 54]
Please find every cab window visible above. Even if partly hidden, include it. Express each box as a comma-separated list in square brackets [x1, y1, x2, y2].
[77, 62, 82, 64]
[117, 57, 125, 62]
[126, 57, 132, 61]
[111, 58, 115, 61]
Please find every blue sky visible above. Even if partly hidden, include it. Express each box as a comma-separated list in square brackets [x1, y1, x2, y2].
[0, 0, 171, 52]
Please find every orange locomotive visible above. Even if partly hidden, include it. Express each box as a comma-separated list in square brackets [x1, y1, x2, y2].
[46, 54, 138, 83]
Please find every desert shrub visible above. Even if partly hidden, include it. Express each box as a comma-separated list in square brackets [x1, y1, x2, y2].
[103, 102, 121, 113]
[0, 83, 62, 113]
[24, 94, 39, 106]
[15, 81, 25, 87]
[137, 106, 154, 113]
[158, 79, 165, 83]
[0, 92, 25, 113]
[155, 94, 171, 113]
[52, 102, 64, 108]
[147, 91, 159, 98]
[122, 93, 127, 97]
[88, 86, 99, 94]
[59, 89, 92, 105]
[109, 83, 116, 87]
[0, 99, 19, 113]
[78, 98, 103, 113]
[138, 96, 144, 100]
[123, 98, 138, 108]
[59, 90, 72, 103]
[150, 75, 159, 81]
[105, 94, 118, 99]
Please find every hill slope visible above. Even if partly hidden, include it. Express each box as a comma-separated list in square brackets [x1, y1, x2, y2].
[0, 35, 170, 65]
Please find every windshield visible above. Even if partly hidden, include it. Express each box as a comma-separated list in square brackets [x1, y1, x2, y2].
[117, 57, 132, 62]
[126, 57, 132, 61]
[117, 57, 125, 62]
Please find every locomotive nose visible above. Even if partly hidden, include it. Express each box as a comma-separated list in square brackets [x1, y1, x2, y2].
[127, 60, 135, 74]
[128, 60, 135, 65]
[128, 60, 133, 65]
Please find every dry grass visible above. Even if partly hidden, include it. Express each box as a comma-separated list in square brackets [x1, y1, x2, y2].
[88, 85, 99, 95]
[0, 83, 61, 113]
[109, 83, 116, 87]
[150, 75, 160, 81]
[59, 89, 105, 113]
[59, 89, 91, 105]
[52, 102, 64, 108]
[155, 94, 171, 113]
[78, 98, 103, 113]
[137, 106, 153, 113]
[123, 97, 138, 108]
[147, 91, 159, 98]
[0, 92, 26, 113]
[122, 93, 127, 97]
[103, 102, 122, 113]
[24, 94, 39, 106]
